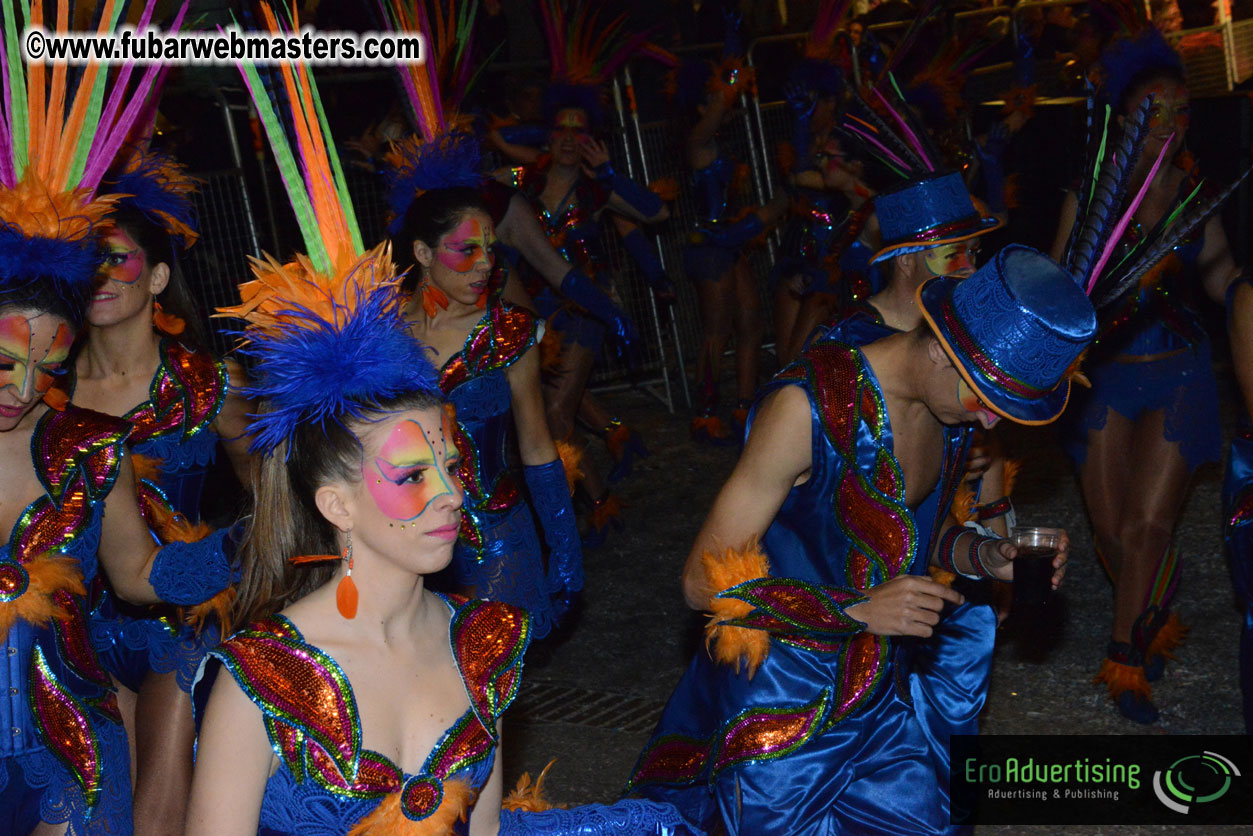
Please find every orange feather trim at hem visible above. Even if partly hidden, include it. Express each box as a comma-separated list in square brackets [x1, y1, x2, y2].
[648, 177, 678, 202]
[1001, 459, 1021, 497]
[538, 326, 564, 375]
[1093, 658, 1151, 702]
[0, 554, 86, 643]
[348, 778, 476, 836]
[590, 494, 622, 531]
[952, 482, 976, 524]
[1146, 612, 1189, 662]
[605, 424, 631, 462]
[690, 415, 731, 441]
[928, 567, 957, 587]
[131, 453, 163, 484]
[555, 440, 584, 494]
[702, 538, 771, 678]
[503, 759, 563, 812]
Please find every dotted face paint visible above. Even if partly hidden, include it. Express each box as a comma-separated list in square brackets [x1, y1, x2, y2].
[100, 229, 146, 285]
[0, 313, 72, 399]
[436, 216, 495, 275]
[365, 413, 460, 522]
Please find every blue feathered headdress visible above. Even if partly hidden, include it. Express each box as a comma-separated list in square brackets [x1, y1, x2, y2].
[102, 146, 200, 252]
[223, 2, 443, 457]
[230, 254, 441, 454]
[382, 132, 482, 238]
[1097, 29, 1182, 110]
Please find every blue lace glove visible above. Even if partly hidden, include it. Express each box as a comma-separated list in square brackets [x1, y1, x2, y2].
[524, 459, 583, 614]
[149, 526, 237, 606]
[594, 163, 663, 219]
[621, 228, 675, 303]
[559, 268, 640, 363]
[499, 799, 704, 835]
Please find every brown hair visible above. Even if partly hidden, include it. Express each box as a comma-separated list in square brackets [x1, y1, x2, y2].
[231, 389, 444, 626]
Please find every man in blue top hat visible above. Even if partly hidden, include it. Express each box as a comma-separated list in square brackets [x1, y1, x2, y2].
[819, 170, 1002, 347]
[627, 245, 1096, 836]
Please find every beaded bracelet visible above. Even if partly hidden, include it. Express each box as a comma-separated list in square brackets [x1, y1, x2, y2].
[966, 533, 1001, 579]
[937, 526, 965, 575]
[975, 496, 1013, 521]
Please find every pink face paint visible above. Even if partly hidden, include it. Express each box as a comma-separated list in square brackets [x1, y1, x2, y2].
[436, 216, 495, 274]
[924, 242, 977, 279]
[365, 416, 459, 522]
[551, 108, 591, 144]
[0, 314, 72, 398]
[1143, 82, 1189, 135]
[957, 378, 1000, 428]
[100, 229, 146, 285]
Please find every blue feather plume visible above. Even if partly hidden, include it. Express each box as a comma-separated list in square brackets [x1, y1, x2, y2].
[237, 274, 441, 455]
[103, 149, 199, 251]
[383, 132, 482, 237]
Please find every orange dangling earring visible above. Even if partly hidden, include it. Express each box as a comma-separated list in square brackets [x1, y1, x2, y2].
[420, 279, 449, 318]
[336, 531, 358, 619]
[152, 301, 186, 336]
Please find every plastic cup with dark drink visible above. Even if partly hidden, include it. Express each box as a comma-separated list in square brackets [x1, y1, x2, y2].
[1011, 527, 1062, 608]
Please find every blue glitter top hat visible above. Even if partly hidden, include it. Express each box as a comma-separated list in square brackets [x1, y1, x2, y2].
[871, 171, 1001, 264]
[917, 245, 1097, 425]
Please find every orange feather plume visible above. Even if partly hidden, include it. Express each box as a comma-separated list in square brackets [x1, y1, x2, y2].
[554, 440, 584, 494]
[215, 244, 400, 343]
[348, 778, 476, 836]
[0, 176, 115, 250]
[0, 553, 86, 643]
[503, 759, 563, 812]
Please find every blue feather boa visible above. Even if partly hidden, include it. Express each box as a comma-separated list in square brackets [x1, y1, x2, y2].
[0, 225, 101, 298]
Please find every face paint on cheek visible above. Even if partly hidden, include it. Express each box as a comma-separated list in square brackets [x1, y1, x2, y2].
[0, 314, 32, 393]
[365, 419, 457, 522]
[101, 231, 146, 285]
[957, 378, 1000, 427]
[436, 217, 495, 274]
[924, 246, 974, 278]
[33, 323, 73, 395]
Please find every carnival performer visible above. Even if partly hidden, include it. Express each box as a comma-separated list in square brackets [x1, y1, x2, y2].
[675, 19, 788, 443]
[0, 6, 239, 832]
[64, 144, 253, 836]
[508, 0, 671, 542]
[377, 0, 580, 636]
[1049, 27, 1246, 724]
[773, 4, 878, 365]
[626, 246, 1092, 835]
[187, 16, 698, 835]
[1224, 272, 1253, 736]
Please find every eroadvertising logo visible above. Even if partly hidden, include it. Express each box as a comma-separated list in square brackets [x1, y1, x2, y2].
[1152, 751, 1241, 814]
[950, 736, 1253, 825]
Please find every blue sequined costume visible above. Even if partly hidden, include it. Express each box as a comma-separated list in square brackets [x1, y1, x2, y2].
[438, 300, 574, 639]
[86, 339, 230, 694]
[514, 164, 613, 347]
[1061, 212, 1219, 472]
[627, 343, 995, 835]
[1224, 277, 1253, 735]
[682, 156, 763, 283]
[197, 596, 527, 835]
[0, 406, 134, 836]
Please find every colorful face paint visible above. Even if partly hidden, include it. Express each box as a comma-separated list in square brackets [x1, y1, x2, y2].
[957, 377, 1000, 428]
[436, 215, 495, 274]
[365, 416, 459, 522]
[923, 242, 977, 279]
[0, 313, 72, 399]
[100, 229, 147, 285]
[1143, 82, 1189, 135]
[553, 108, 589, 132]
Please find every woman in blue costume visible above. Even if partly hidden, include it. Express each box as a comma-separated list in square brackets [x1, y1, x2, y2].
[393, 185, 580, 640]
[506, 80, 671, 543]
[627, 246, 1090, 835]
[63, 146, 254, 836]
[773, 54, 878, 366]
[187, 41, 697, 835]
[1049, 29, 1245, 724]
[0, 14, 240, 833]
[675, 46, 788, 442]
[1224, 273, 1253, 735]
